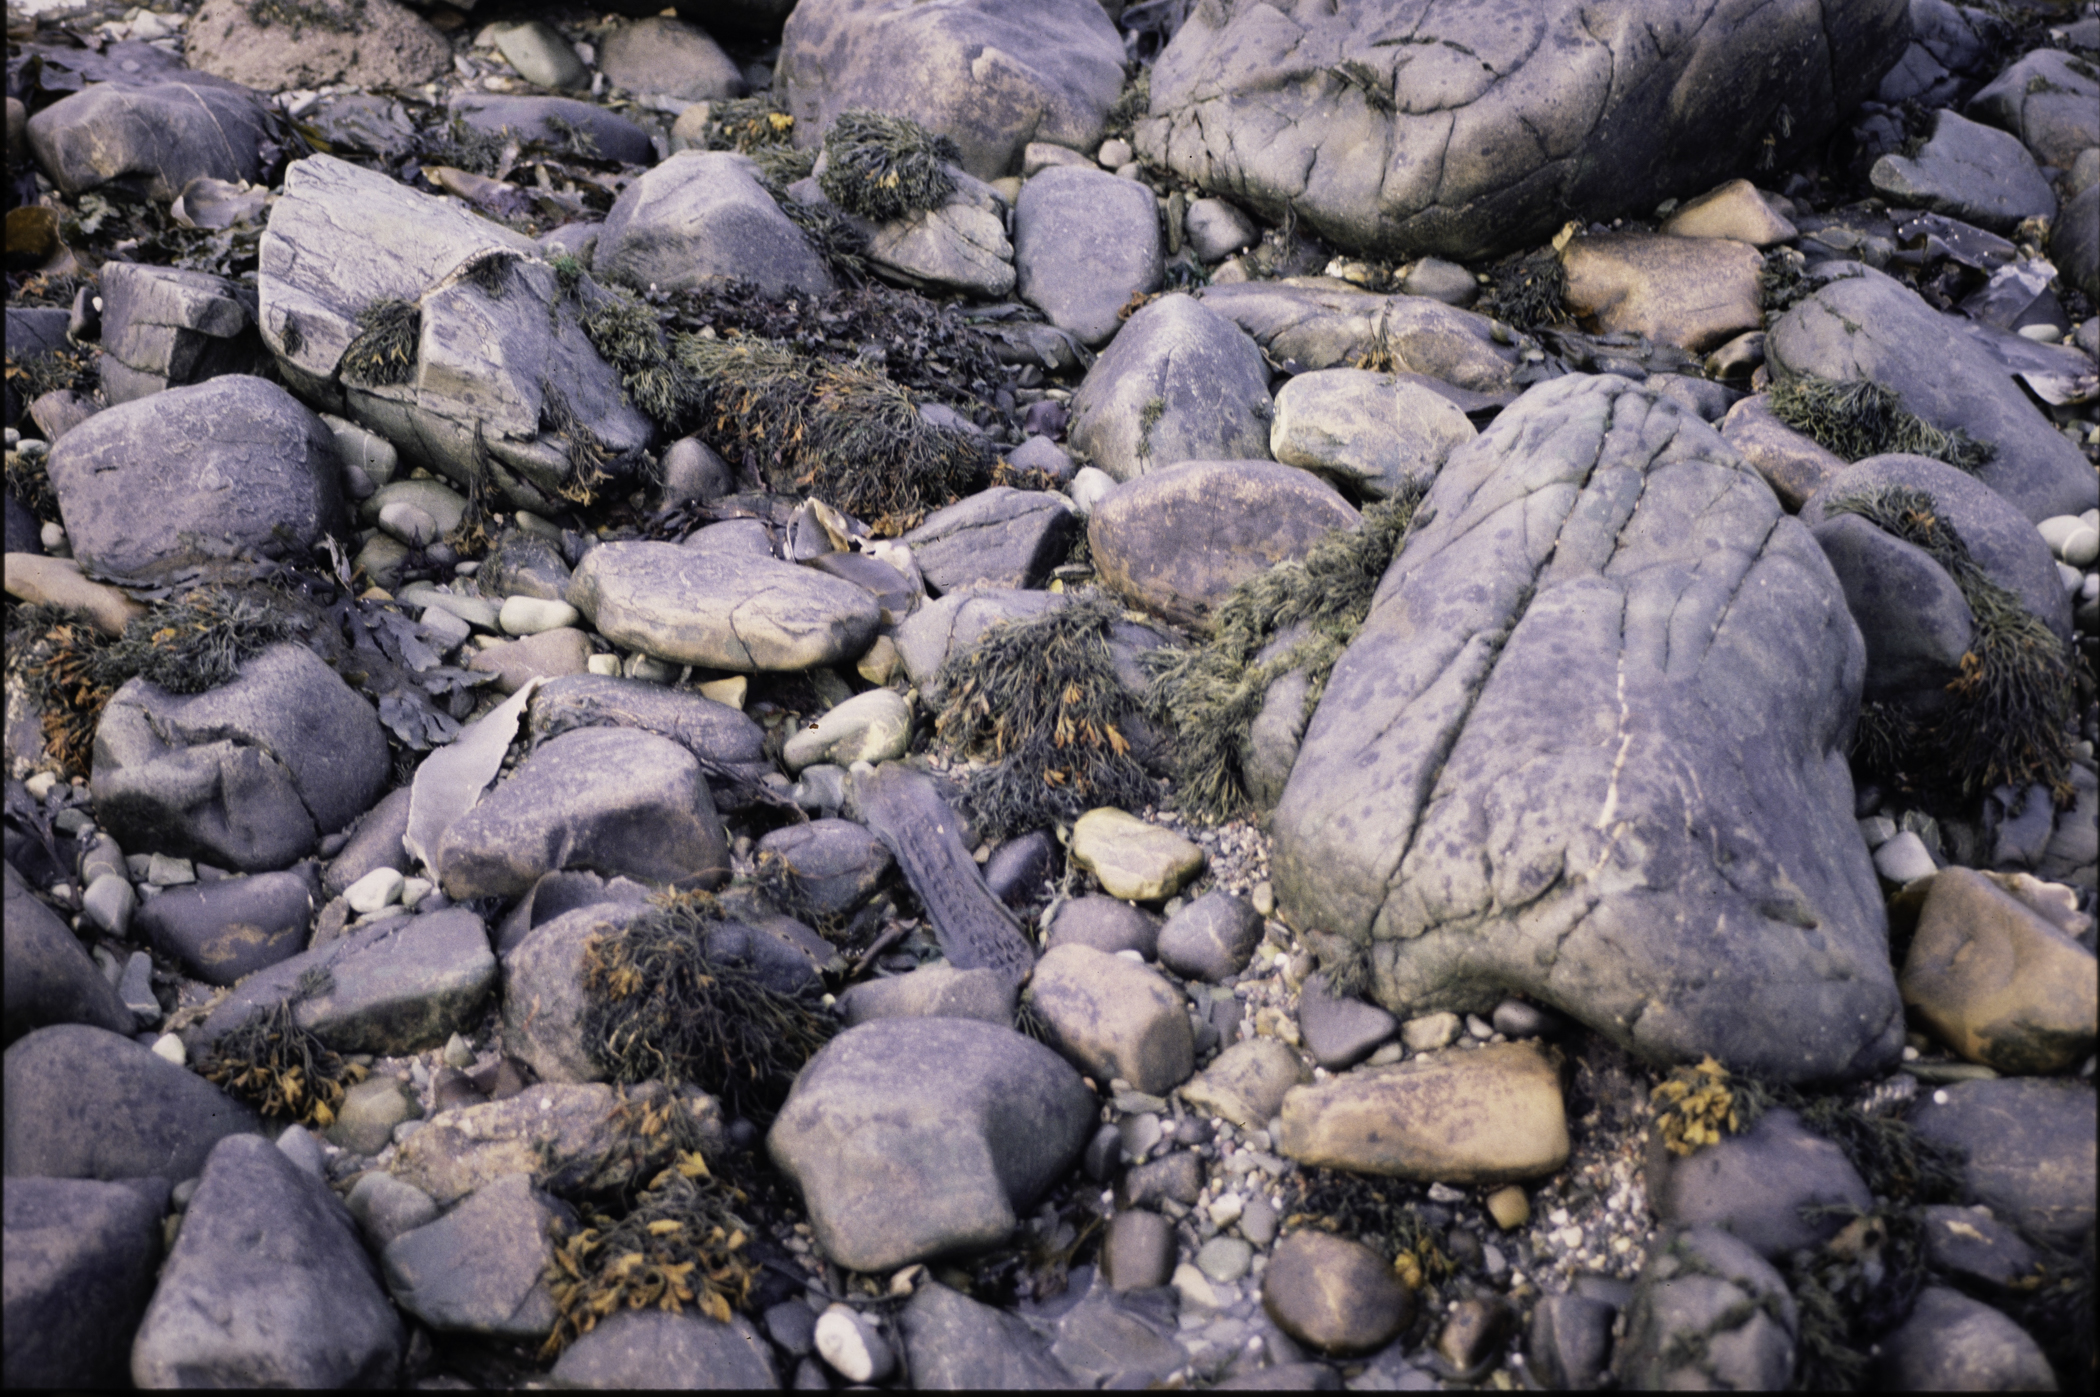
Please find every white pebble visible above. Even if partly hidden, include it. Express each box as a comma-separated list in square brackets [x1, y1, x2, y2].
[399, 876, 434, 909]
[151, 1034, 186, 1066]
[343, 867, 405, 914]
[498, 595, 580, 635]
[1208, 1192, 1245, 1228]
[23, 771, 59, 800]
[814, 1305, 893, 1383]
[586, 653, 623, 676]
[2039, 515, 2085, 556]
[1872, 830, 1936, 884]
[2062, 527, 2098, 568]
[378, 501, 441, 548]
[39, 521, 67, 551]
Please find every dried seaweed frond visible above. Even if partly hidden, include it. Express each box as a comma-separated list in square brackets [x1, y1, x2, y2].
[577, 284, 700, 430]
[339, 298, 420, 387]
[196, 996, 369, 1129]
[1770, 374, 1993, 474]
[818, 109, 961, 223]
[1651, 1057, 1743, 1156]
[537, 379, 619, 505]
[1758, 246, 1811, 317]
[6, 344, 99, 410]
[698, 95, 797, 154]
[1792, 1094, 1964, 1206]
[1477, 249, 1569, 332]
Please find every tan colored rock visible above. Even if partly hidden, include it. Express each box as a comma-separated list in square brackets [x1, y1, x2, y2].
[1260, 1230, 1414, 1356]
[1180, 1037, 1310, 1130]
[1027, 942, 1194, 1095]
[184, 0, 451, 94]
[1560, 232, 1765, 353]
[1277, 1041, 1569, 1184]
[465, 627, 593, 695]
[1069, 807, 1206, 901]
[3, 553, 145, 635]
[1718, 395, 1850, 511]
[1900, 867, 2098, 1075]
[1662, 179, 1798, 247]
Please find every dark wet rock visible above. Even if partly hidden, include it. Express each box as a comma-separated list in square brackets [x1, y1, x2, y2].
[1261, 1230, 1414, 1357]
[1295, 973, 1397, 1071]
[901, 487, 1079, 593]
[499, 901, 652, 1083]
[1872, 1285, 2058, 1391]
[1, 1174, 164, 1389]
[479, 530, 574, 603]
[95, 262, 262, 405]
[594, 151, 834, 297]
[1102, 1208, 1178, 1292]
[1029, 942, 1196, 1095]
[4, 861, 134, 1043]
[185, 0, 451, 93]
[1908, 1076, 2096, 1249]
[1767, 266, 2095, 523]
[26, 75, 275, 202]
[1870, 109, 2056, 234]
[436, 727, 730, 900]
[899, 1280, 1076, 1388]
[130, 1134, 401, 1387]
[1137, 0, 1907, 261]
[382, 1173, 567, 1339]
[134, 867, 318, 987]
[1044, 894, 1163, 959]
[1015, 165, 1165, 347]
[767, 1016, 1095, 1271]
[1807, 513, 1973, 706]
[837, 964, 1017, 1028]
[1066, 292, 1274, 482]
[46, 375, 346, 579]
[5, 1022, 259, 1183]
[1090, 460, 1357, 633]
[551, 1306, 781, 1389]
[755, 818, 893, 920]
[984, 829, 1059, 906]
[1272, 375, 1902, 1082]
[1618, 1226, 1797, 1390]
[1645, 1107, 1873, 1258]
[777, 0, 1124, 182]
[1524, 1292, 1616, 1392]
[449, 93, 655, 167]
[1156, 890, 1264, 984]
[1115, 1148, 1204, 1210]
[322, 786, 414, 901]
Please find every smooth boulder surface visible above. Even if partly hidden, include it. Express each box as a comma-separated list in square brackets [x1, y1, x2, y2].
[2, 1175, 164, 1389]
[593, 151, 834, 298]
[1136, 0, 1909, 260]
[1868, 108, 2056, 233]
[2, 1024, 260, 1181]
[1970, 48, 2100, 171]
[1644, 1107, 1874, 1258]
[549, 1307, 780, 1389]
[1269, 367, 1476, 500]
[3, 861, 135, 1043]
[1065, 293, 1275, 482]
[381, 1173, 565, 1339]
[1015, 165, 1166, 347]
[26, 76, 275, 201]
[1618, 1226, 1797, 1390]
[133, 868, 317, 986]
[1272, 375, 1903, 1082]
[1908, 1077, 2096, 1248]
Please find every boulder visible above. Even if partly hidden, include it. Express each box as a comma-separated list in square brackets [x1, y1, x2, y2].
[1660, 179, 1799, 247]
[753, 818, 894, 920]
[133, 868, 317, 987]
[1970, 48, 2100, 172]
[46, 376, 346, 580]
[1271, 375, 1903, 1082]
[1908, 1076, 2096, 1248]
[900, 1281, 1076, 1388]
[26, 75, 275, 202]
[1559, 233, 1766, 354]
[1, 1175, 164, 1389]
[447, 95, 655, 167]
[1200, 282, 1526, 395]
[1806, 513, 1974, 708]
[499, 902, 650, 1084]
[1136, 0, 1908, 260]
[1066, 293, 1275, 482]
[1262, 1230, 1415, 1357]
[776, 0, 1125, 181]
[1269, 368, 1475, 501]
[1044, 895, 1163, 959]
[382, 1173, 566, 1339]
[856, 172, 1017, 299]
[1155, 890, 1264, 984]
[322, 786, 414, 900]
[593, 151, 835, 298]
[184, 0, 451, 93]
[1872, 1285, 2060, 1392]
[893, 588, 1066, 692]
[1180, 1037, 1311, 1132]
[1869, 108, 2057, 234]
[900, 487, 1079, 593]
[550, 1307, 779, 1389]
[1014, 165, 1164, 346]
[1644, 1107, 1873, 1258]
[596, 16, 747, 102]
[1027, 942, 1196, 1095]
[1068, 808, 1207, 902]
[1718, 394, 1852, 511]
[3, 862, 135, 1043]
[837, 964, 1016, 1028]
[95, 262, 262, 405]
[1617, 1227, 1796, 1391]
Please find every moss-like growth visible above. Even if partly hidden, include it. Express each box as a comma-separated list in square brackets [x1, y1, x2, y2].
[1758, 246, 1811, 317]
[196, 994, 369, 1129]
[5, 440, 63, 523]
[422, 115, 510, 179]
[1282, 1167, 1454, 1290]
[933, 593, 1158, 841]
[1793, 1092, 1964, 1205]
[339, 298, 420, 387]
[1827, 484, 2075, 799]
[818, 110, 961, 223]
[1477, 248, 1569, 332]
[1769, 374, 1993, 474]
[578, 894, 837, 1124]
[577, 284, 700, 431]
[459, 250, 515, 300]
[1784, 1208, 1931, 1391]
[245, 0, 364, 36]
[6, 345, 99, 414]
[1651, 1056, 1745, 1156]
[536, 379, 620, 506]
[1146, 487, 1425, 822]
[1101, 69, 1151, 144]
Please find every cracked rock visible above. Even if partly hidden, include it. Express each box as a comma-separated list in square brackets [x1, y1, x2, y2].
[1618, 1226, 1797, 1391]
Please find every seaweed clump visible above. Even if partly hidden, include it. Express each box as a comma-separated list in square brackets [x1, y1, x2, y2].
[1650, 1056, 1745, 1156]
[1147, 486, 1425, 821]
[817, 110, 960, 223]
[933, 593, 1159, 841]
[1769, 374, 1993, 475]
[578, 894, 837, 1124]
[1283, 1167, 1454, 1291]
[694, 93, 814, 186]
[1476, 248, 1569, 333]
[577, 283, 702, 431]
[195, 993, 368, 1129]
[1826, 484, 2075, 799]
[339, 297, 420, 387]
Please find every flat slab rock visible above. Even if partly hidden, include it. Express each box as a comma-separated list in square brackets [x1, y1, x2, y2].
[1272, 374, 1903, 1082]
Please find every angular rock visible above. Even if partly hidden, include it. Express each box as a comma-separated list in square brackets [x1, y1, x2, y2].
[46, 375, 345, 580]
[1027, 942, 1195, 1095]
[900, 1280, 1076, 1388]
[322, 785, 414, 900]
[1908, 1077, 2096, 1248]
[570, 540, 881, 672]
[1136, 0, 1908, 261]
[838, 964, 1016, 1028]
[1, 553, 144, 635]
[345, 1171, 440, 1254]
[1067, 292, 1274, 481]
[1103, 1209, 1178, 1292]
[382, 1173, 566, 1339]
[448, 94, 655, 167]
[1524, 1293, 1616, 1393]
[130, 1134, 401, 1387]
[1808, 514, 1974, 707]
[1560, 232, 1765, 354]
[1156, 890, 1263, 984]
[1015, 165, 1164, 347]
[1873, 1285, 2059, 1392]
[1917, 1204, 2040, 1291]
[1180, 1037, 1311, 1132]
[1618, 1227, 1796, 1391]
[1971, 49, 2100, 172]
[860, 176, 1017, 299]
[184, 0, 451, 93]
[1870, 109, 2056, 234]
[597, 17, 747, 102]
[1117, 1150, 1205, 1210]
[1261, 1230, 1414, 1357]
[2, 1024, 260, 1181]
[134, 868, 317, 987]
[767, 1016, 1094, 1271]
[1, 1175, 164, 1389]
[594, 151, 834, 298]
[551, 1307, 780, 1389]
[1661, 179, 1798, 248]
[1645, 1107, 1873, 1259]
[1045, 895, 1163, 959]
[1272, 376, 1903, 1082]
[1269, 368, 1475, 501]
[1069, 807, 1207, 902]
[901, 487, 1079, 593]
[26, 76, 275, 201]
[1295, 974, 1398, 1071]
[464, 628, 590, 695]
[755, 818, 894, 920]
[95, 261, 261, 405]
[777, 0, 1124, 182]
[3, 861, 134, 1043]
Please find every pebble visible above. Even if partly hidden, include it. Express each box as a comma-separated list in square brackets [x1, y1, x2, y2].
[342, 867, 405, 915]
[814, 1304, 894, 1383]
[1069, 808, 1207, 901]
[498, 595, 581, 635]
[1402, 1011, 1462, 1051]
[149, 1034, 185, 1066]
[1196, 1235, 1254, 1282]
[1873, 829, 1938, 883]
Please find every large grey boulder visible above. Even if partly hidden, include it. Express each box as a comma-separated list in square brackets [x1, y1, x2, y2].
[46, 376, 346, 580]
[26, 75, 275, 202]
[1969, 48, 2100, 171]
[1908, 1077, 2096, 1249]
[1271, 375, 1903, 1082]
[1765, 264, 2095, 522]
[1617, 1227, 1797, 1390]
[381, 1173, 566, 1339]
[3, 1175, 165, 1389]
[1868, 108, 2056, 233]
[2, 1025, 260, 1181]
[900, 487, 1079, 593]
[4, 862, 135, 1043]
[1014, 166, 1165, 347]
[91, 642, 389, 874]
[777, 0, 1125, 181]
[593, 151, 834, 298]
[258, 155, 651, 516]
[1137, 0, 1910, 261]
[1066, 293, 1274, 482]
[499, 902, 650, 1084]
[95, 262, 262, 405]
[184, 0, 451, 94]
[550, 1307, 780, 1389]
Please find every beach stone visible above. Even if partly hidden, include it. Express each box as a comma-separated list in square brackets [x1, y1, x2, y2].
[1181, 1037, 1310, 1132]
[837, 964, 1016, 1028]
[551, 1307, 780, 1389]
[1873, 1285, 2058, 1392]
[1645, 1107, 1872, 1259]
[1136, 0, 1906, 261]
[1661, 179, 1798, 247]
[1186, 197, 1258, 261]
[343, 867, 405, 916]
[527, 672, 770, 788]
[594, 151, 833, 298]
[94, 261, 261, 404]
[1089, 460, 1358, 632]
[1261, 1230, 1414, 1357]
[498, 596, 579, 636]
[781, 689, 913, 774]
[185, 0, 450, 93]
[900, 1280, 1076, 1388]
[322, 786, 414, 898]
[382, 1173, 565, 1339]
[1269, 368, 1476, 501]
[1015, 165, 1164, 346]
[1875, 830, 1938, 885]
[1028, 943, 1195, 1095]
[861, 181, 1019, 299]
[490, 18, 588, 90]
[1050, 1289, 1188, 1386]
[1156, 890, 1264, 983]
[0, 553, 146, 636]
[1972, 49, 2100, 172]
[1767, 265, 2094, 523]
[1070, 808, 1206, 902]
[1045, 895, 1162, 959]
[1296, 973, 1398, 1071]
[984, 829, 1059, 905]
[570, 540, 880, 672]
[1618, 1226, 1796, 1391]
[479, 531, 573, 602]
[901, 487, 1078, 593]
[1104, 1208, 1178, 1292]
[755, 819, 893, 921]
[2, 1024, 260, 1181]
[598, 17, 746, 102]
[1806, 513, 1974, 706]
[498, 901, 650, 1084]
[777, 0, 1124, 182]
[1271, 375, 1904, 1083]
[1066, 293, 1274, 481]
[133, 868, 317, 987]
[46, 376, 346, 580]
[436, 727, 729, 900]
[1524, 1293, 1616, 1393]
[1559, 232, 1765, 354]
[1197, 1235, 1254, 1283]
[345, 1171, 439, 1253]
[1277, 1042, 1568, 1184]
[447, 94, 655, 167]
[815, 1304, 894, 1383]
[767, 1016, 1095, 1272]
[893, 588, 1067, 692]
[131, 1134, 400, 1387]
[1917, 1204, 2039, 1291]
[328, 1075, 419, 1156]
[1908, 1077, 2095, 1249]
[1117, 1150, 1204, 1210]
[1900, 867, 2098, 1075]
[83, 872, 137, 939]
[1870, 108, 2056, 234]
[1, 1174, 164, 1389]
[4, 861, 134, 1043]
[26, 76, 274, 202]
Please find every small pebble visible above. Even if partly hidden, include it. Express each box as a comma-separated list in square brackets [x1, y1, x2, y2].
[814, 1304, 894, 1383]
[1485, 1185, 1530, 1230]
[150, 1034, 185, 1066]
[1872, 830, 1936, 884]
[343, 866, 405, 915]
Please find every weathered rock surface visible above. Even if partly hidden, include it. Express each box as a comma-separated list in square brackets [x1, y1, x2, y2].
[1066, 293, 1275, 483]
[550, 1307, 780, 1389]
[1908, 1077, 2096, 1248]
[900, 487, 1079, 593]
[27, 74, 276, 201]
[1874, 1284, 2060, 1391]
[1015, 165, 1165, 347]
[1971, 48, 2100, 171]
[1273, 375, 1901, 1081]
[1261, 1230, 1414, 1357]
[596, 16, 747, 103]
[95, 261, 262, 404]
[900, 1280, 1076, 1388]
[4, 862, 135, 1043]
[133, 867, 317, 986]
[594, 151, 834, 298]
[1028, 942, 1196, 1095]
[381, 1173, 566, 1339]
[1559, 232, 1765, 354]
[185, 0, 451, 94]
[1869, 108, 2056, 233]
[2, 1175, 164, 1389]
[2, 1024, 260, 1181]
[1618, 1226, 1797, 1390]
[1269, 368, 1475, 501]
